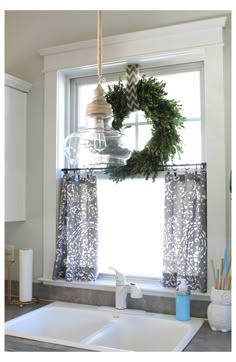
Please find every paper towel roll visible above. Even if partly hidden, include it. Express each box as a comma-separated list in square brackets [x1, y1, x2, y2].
[19, 249, 33, 302]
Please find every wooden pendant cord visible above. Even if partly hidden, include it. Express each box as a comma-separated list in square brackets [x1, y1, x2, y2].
[97, 10, 102, 83]
[85, 10, 112, 118]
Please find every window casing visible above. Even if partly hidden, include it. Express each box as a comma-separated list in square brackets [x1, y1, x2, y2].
[40, 17, 228, 295]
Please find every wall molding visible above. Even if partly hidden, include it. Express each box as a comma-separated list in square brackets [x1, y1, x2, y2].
[5, 74, 32, 93]
[39, 16, 226, 56]
[39, 16, 227, 73]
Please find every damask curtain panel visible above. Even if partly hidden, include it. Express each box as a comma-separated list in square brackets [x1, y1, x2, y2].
[162, 169, 207, 292]
[52, 173, 99, 282]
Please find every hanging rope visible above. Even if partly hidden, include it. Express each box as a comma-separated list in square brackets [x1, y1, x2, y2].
[97, 10, 102, 84]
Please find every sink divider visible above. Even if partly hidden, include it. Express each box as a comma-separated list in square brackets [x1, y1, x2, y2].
[80, 319, 120, 345]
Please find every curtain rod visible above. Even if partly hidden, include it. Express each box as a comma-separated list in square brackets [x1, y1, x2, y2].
[61, 162, 206, 173]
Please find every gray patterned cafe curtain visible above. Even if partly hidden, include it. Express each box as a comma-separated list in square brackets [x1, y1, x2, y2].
[52, 173, 98, 281]
[162, 169, 207, 292]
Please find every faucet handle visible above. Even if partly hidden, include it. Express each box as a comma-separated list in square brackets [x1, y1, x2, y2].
[109, 267, 126, 285]
[130, 283, 143, 298]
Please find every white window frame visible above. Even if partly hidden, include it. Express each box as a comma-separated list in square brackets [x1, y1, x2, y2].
[39, 16, 228, 298]
[70, 63, 204, 279]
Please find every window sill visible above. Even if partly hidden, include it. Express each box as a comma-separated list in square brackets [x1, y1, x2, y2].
[37, 277, 210, 301]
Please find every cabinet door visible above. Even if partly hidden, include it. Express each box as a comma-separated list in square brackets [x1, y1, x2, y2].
[5, 86, 27, 221]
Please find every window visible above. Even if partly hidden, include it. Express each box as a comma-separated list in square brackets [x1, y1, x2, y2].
[69, 63, 203, 278]
[41, 18, 228, 293]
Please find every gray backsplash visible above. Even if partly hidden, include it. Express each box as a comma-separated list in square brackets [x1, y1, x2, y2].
[6, 281, 209, 318]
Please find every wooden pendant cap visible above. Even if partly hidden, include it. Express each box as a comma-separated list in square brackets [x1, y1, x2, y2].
[86, 84, 112, 119]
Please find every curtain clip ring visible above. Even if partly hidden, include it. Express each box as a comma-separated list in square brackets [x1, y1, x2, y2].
[172, 165, 177, 177]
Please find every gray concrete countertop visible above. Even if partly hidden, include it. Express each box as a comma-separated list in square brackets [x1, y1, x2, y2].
[5, 299, 231, 352]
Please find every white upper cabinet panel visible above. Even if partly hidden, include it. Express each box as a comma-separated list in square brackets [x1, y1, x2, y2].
[5, 74, 32, 222]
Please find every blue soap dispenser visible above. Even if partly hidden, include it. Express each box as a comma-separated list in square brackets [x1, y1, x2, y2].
[176, 278, 190, 321]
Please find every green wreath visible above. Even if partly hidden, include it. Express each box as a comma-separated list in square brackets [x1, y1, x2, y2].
[105, 75, 185, 182]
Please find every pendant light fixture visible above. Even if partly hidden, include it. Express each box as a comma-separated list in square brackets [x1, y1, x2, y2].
[64, 11, 132, 168]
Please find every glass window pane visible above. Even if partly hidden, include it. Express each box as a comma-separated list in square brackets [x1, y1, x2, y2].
[138, 124, 152, 150]
[123, 126, 136, 151]
[78, 83, 95, 127]
[137, 110, 146, 123]
[172, 120, 202, 164]
[97, 177, 165, 277]
[157, 71, 201, 119]
[123, 111, 136, 125]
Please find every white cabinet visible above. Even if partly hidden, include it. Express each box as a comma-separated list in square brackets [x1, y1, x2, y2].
[5, 74, 32, 222]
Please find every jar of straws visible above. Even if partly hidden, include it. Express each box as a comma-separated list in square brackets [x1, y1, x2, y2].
[207, 248, 231, 332]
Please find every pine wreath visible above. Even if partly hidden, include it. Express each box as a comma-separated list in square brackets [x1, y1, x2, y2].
[105, 74, 185, 182]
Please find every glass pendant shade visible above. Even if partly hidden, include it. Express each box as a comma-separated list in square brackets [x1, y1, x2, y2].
[64, 84, 132, 168]
[64, 119, 131, 168]
[64, 11, 132, 168]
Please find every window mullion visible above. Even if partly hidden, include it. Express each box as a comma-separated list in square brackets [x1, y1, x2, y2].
[135, 111, 139, 150]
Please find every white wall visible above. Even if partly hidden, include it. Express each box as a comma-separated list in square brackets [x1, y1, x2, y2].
[4, 10, 231, 280]
[223, 20, 232, 250]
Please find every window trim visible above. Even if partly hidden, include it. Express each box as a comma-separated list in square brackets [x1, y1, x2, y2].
[40, 16, 229, 294]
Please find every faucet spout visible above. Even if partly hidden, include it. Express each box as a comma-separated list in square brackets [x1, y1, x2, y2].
[116, 284, 130, 310]
[109, 267, 143, 309]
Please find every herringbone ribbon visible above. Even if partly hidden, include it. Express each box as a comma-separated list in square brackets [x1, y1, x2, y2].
[126, 64, 140, 112]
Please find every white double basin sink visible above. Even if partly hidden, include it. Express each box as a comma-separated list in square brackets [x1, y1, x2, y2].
[5, 301, 204, 352]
